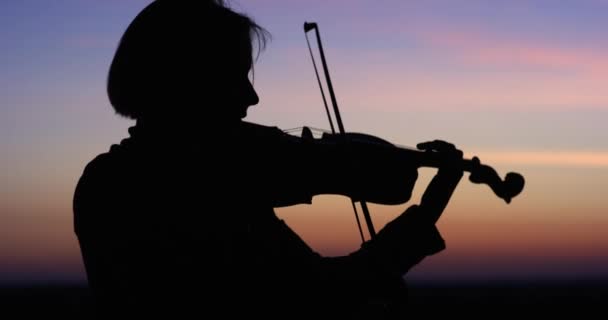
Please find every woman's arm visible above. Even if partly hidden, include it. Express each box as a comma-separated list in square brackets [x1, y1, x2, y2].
[416, 140, 465, 224]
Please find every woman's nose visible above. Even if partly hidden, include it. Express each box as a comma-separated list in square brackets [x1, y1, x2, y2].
[246, 81, 259, 106]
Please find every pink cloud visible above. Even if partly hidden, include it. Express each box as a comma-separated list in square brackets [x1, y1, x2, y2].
[304, 25, 608, 112]
[469, 150, 608, 167]
[417, 27, 608, 75]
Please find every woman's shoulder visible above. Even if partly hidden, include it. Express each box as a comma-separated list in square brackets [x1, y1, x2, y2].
[77, 137, 140, 189]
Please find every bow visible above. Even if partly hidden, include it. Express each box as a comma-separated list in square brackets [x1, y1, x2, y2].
[304, 22, 376, 242]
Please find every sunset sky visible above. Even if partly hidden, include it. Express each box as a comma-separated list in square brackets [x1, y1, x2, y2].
[1, 0, 607, 286]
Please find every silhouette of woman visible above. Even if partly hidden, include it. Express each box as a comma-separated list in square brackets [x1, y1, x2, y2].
[73, 0, 464, 318]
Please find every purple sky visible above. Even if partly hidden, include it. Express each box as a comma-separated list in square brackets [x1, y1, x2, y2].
[1, 0, 607, 285]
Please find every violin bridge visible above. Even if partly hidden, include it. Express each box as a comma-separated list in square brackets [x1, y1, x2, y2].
[301, 126, 314, 140]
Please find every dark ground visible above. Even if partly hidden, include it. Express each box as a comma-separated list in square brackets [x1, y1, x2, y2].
[2, 281, 606, 318]
[406, 280, 607, 315]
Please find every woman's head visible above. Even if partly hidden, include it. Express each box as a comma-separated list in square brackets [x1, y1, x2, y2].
[107, 0, 268, 122]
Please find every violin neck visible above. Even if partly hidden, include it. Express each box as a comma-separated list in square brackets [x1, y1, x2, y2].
[406, 149, 478, 172]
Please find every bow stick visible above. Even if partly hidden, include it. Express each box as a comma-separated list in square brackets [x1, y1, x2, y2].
[304, 22, 376, 242]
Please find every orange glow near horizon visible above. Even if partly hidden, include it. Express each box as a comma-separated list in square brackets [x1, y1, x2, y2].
[470, 150, 608, 168]
[2, 148, 607, 283]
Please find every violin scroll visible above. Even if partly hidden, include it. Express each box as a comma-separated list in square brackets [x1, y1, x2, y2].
[468, 156, 525, 204]
[502, 172, 525, 204]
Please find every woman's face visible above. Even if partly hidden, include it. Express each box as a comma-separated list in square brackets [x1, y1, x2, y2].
[191, 32, 260, 126]
[221, 38, 259, 121]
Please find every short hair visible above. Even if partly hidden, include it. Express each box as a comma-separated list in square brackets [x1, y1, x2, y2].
[107, 0, 269, 119]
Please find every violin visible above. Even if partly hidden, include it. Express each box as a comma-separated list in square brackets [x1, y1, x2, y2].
[302, 22, 525, 241]
[311, 129, 525, 204]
